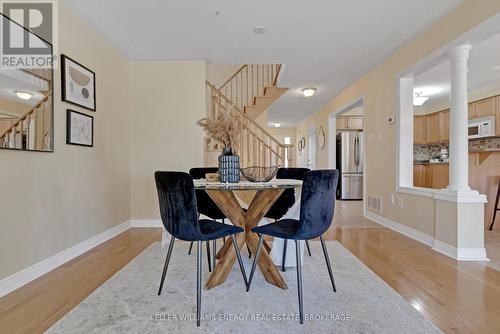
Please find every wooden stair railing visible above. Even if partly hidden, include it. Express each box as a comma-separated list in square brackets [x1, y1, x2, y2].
[0, 92, 52, 150]
[206, 81, 292, 168]
[218, 64, 282, 115]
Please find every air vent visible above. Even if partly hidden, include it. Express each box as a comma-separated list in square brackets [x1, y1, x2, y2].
[367, 195, 383, 214]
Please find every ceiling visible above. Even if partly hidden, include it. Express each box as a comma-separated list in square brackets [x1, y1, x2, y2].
[64, 0, 463, 126]
[414, 30, 500, 112]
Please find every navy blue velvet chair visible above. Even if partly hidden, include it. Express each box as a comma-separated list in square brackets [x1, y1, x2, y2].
[154, 171, 248, 327]
[247, 170, 339, 324]
[188, 167, 228, 270]
[264, 167, 311, 271]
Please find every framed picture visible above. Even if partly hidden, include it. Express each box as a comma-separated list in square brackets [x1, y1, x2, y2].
[66, 109, 94, 147]
[61, 55, 96, 111]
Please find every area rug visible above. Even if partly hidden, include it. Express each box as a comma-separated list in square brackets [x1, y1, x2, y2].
[46, 241, 442, 334]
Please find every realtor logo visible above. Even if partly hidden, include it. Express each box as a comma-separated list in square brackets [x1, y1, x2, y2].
[0, 0, 58, 68]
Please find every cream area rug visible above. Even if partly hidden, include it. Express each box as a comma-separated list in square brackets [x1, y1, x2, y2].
[46, 241, 442, 334]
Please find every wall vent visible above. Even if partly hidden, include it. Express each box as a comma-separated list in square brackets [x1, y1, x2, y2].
[367, 195, 383, 214]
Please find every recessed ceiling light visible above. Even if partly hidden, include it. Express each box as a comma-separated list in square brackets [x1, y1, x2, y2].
[253, 26, 267, 34]
[15, 91, 33, 100]
[301, 87, 317, 98]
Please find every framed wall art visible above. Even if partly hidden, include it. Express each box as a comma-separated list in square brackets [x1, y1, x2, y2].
[66, 109, 94, 147]
[61, 55, 96, 111]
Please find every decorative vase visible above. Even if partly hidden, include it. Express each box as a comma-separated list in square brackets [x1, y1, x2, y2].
[218, 147, 240, 183]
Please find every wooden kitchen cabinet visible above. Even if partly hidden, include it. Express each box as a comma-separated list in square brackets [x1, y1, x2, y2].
[473, 97, 496, 118]
[413, 164, 449, 189]
[347, 117, 363, 130]
[337, 116, 363, 130]
[427, 112, 443, 143]
[468, 103, 475, 119]
[414, 116, 428, 144]
[442, 110, 450, 142]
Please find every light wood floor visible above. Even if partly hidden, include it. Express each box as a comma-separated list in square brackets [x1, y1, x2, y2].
[1, 206, 500, 333]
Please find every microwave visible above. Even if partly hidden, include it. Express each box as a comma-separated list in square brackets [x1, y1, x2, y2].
[468, 116, 496, 139]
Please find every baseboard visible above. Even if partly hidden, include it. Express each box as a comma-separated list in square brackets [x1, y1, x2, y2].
[130, 219, 162, 228]
[432, 240, 489, 261]
[0, 220, 131, 298]
[365, 211, 434, 246]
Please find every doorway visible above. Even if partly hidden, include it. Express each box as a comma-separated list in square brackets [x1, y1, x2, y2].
[307, 125, 316, 170]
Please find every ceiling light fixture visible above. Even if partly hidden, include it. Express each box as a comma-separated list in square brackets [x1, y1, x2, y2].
[15, 91, 33, 100]
[253, 26, 266, 34]
[273, 122, 281, 128]
[413, 91, 429, 106]
[301, 87, 317, 98]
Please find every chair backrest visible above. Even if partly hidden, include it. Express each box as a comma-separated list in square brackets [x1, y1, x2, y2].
[297, 170, 339, 239]
[154, 171, 202, 241]
[265, 167, 310, 220]
[189, 167, 226, 220]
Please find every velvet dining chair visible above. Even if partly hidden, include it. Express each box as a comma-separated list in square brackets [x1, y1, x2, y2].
[247, 170, 339, 324]
[154, 171, 247, 327]
[188, 167, 228, 270]
[264, 167, 312, 271]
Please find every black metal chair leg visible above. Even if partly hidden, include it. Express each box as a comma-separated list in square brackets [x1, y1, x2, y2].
[206, 241, 212, 272]
[247, 245, 252, 258]
[232, 235, 248, 287]
[489, 181, 500, 231]
[158, 236, 175, 295]
[212, 239, 217, 269]
[188, 241, 194, 255]
[281, 239, 288, 272]
[247, 234, 264, 292]
[295, 240, 304, 324]
[196, 240, 202, 327]
[223, 219, 226, 244]
[305, 240, 312, 257]
[320, 235, 336, 292]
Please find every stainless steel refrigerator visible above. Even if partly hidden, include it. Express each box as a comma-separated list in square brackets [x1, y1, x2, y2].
[336, 131, 363, 200]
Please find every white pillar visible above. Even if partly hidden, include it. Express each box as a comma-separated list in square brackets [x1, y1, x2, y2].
[447, 44, 471, 192]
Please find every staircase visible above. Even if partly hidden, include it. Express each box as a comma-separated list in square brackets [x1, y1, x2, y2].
[205, 64, 291, 167]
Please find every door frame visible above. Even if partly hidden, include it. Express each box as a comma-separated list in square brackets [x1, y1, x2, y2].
[328, 97, 366, 211]
[307, 124, 317, 170]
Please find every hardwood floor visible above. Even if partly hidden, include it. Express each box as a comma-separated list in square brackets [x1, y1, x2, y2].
[1, 208, 500, 333]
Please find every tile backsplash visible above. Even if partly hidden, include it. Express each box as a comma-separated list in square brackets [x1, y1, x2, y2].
[414, 137, 500, 161]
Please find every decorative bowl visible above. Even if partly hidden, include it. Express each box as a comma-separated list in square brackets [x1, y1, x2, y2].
[240, 166, 278, 182]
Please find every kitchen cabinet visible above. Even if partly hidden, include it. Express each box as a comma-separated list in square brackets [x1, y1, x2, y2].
[414, 116, 428, 144]
[427, 112, 443, 143]
[413, 163, 449, 189]
[337, 116, 363, 130]
[442, 110, 450, 142]
[472, 97, 496, 118]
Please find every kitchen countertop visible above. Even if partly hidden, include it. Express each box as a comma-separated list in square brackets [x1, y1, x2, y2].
[413, 161, 449, 165]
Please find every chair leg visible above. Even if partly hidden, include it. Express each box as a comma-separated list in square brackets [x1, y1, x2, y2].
[305, 240, 312, 257]
[489, 182, 500, 231]
[295, 240, 304, 324]
[232, 235, 248, 287]
[281, 239, 288, 272]
[196, 240, 202, 327]
[222, 219, 226, 244]
[320, 235, 336, 292]
[247, 234, 264, 292]
[206, 241, 212, 272]
[212, 239, 217, 269]
[188, 241, 193, 255]
[247, 245, 252, 259]
[158, 236, 175, 296]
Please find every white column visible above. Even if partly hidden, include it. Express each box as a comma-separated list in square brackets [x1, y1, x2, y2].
[447, 45, 471, 192]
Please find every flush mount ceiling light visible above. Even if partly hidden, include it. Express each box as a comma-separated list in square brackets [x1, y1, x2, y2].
[301, 87, 317, 98]
[15, 91, 33, 100]
[413, 91, 429, 106]
[253, 26, 267, 34]
[273, 122, 281, 128]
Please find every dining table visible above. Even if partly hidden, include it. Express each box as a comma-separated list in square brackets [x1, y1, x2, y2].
[193, 178, 302, 290]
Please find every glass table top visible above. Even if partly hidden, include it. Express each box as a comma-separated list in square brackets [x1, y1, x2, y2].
[193, 179, 302, 190]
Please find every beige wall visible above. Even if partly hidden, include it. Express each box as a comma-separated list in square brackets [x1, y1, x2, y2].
[129, 61, 206, 219]
[207, 64, 242, 88]
[296, 0, 500, 238]
[470, 152, 500, 227]
[0, 4, 131, 279]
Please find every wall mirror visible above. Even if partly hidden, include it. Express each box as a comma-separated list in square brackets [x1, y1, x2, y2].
[0, 15, 54, 152]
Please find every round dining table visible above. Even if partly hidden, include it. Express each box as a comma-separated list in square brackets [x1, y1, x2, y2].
[193, 179, 302, 290]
